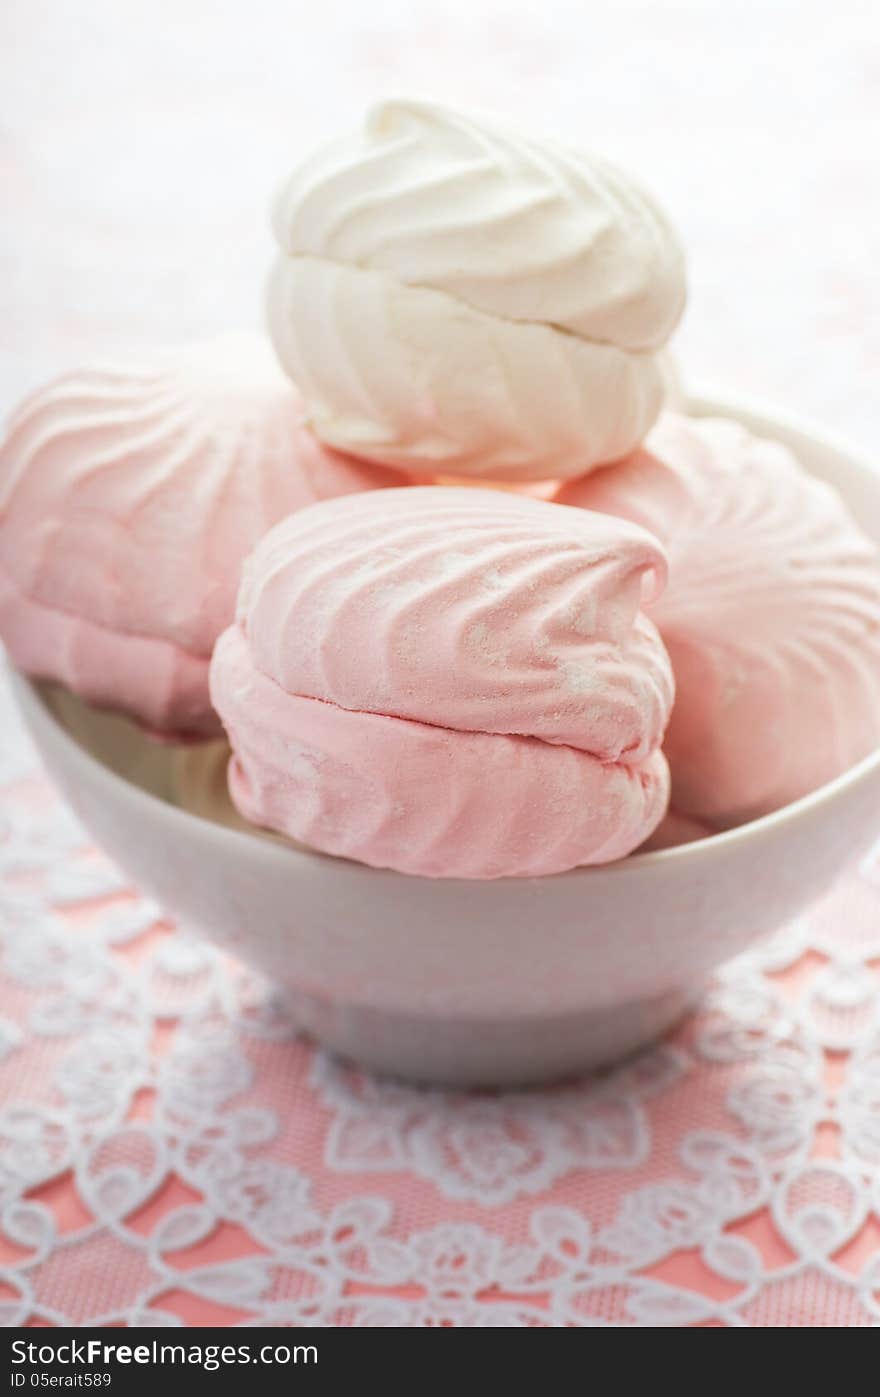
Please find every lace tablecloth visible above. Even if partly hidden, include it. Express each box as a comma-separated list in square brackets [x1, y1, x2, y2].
[3, 0, 880, 1329]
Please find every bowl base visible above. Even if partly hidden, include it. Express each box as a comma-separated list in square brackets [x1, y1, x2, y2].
[284, 982, 702, 1087]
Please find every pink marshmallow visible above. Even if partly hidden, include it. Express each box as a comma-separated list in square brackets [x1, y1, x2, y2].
[557, 413, 880, 825]
[211, 487, 674, 877]
[0, 333, 398, 735]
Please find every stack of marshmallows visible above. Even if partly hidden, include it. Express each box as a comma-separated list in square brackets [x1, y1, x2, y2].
[3, 100, 880, 878]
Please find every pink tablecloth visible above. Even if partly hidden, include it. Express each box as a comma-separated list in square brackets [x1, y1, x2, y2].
[3, 0, 880, 1329]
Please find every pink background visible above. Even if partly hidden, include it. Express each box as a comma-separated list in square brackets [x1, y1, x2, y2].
[2, 0, 880, 1327]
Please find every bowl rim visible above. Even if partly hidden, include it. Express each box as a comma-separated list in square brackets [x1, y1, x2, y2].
[9, 382, 880, 885]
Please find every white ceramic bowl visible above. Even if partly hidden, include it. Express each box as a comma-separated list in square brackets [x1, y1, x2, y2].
[9, 389, 880, 1085]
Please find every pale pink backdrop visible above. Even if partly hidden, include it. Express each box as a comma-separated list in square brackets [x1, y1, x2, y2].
[1, 0, 880, 1327]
